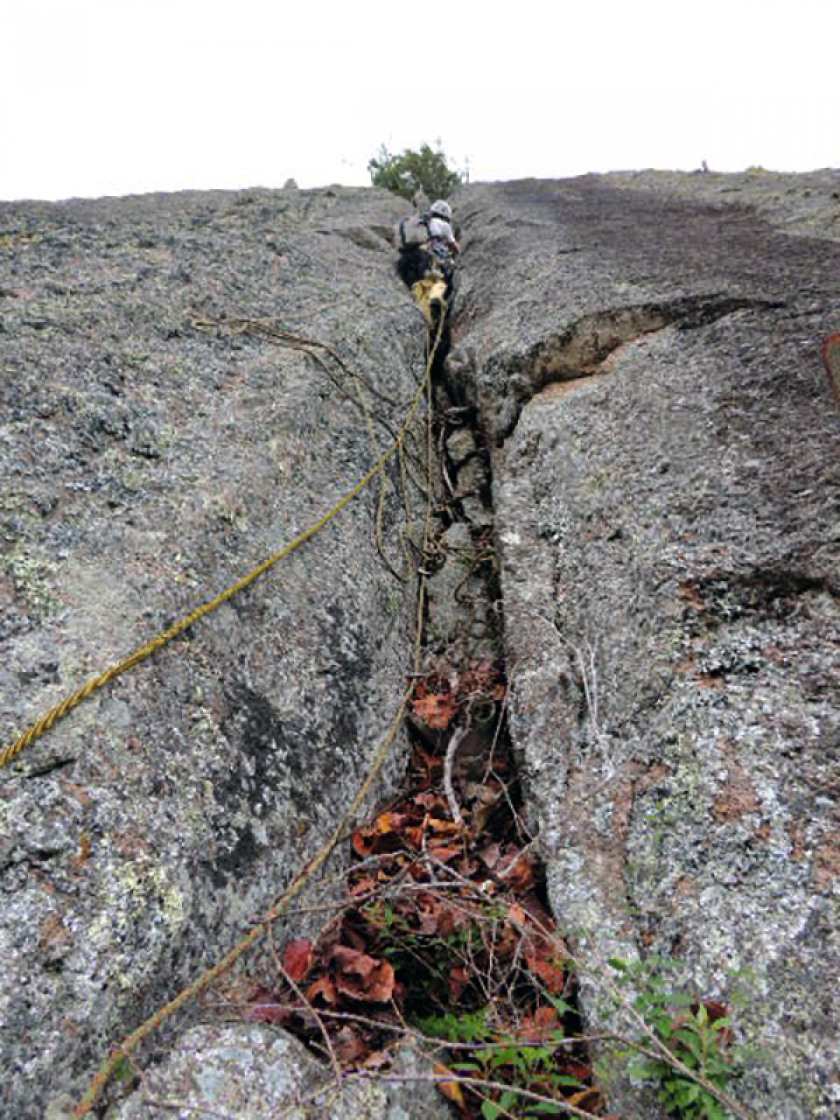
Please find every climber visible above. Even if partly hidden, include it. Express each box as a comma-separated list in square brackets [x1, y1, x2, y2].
[395, 199, 459, 328]
[427, 199, 460, 262]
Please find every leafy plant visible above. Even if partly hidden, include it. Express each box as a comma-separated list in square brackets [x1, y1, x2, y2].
[368, 143, 466, 201]
[610, 956, 742, 1119]
[416, 1001, 591, 1119]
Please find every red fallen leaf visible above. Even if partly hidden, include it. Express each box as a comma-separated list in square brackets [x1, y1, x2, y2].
[507, 901, 528, 928]
[332, 945, 396, 1003]
[427, 817, 461, 835]
[413, 791, 442, 810]
[525, 949, 567, 995]
[427, 844, 460, 863]
[560, 1060, 595, 1081]
[515, 1005, 558, 1042]
[519, 892, 559, 936]
[332, 944, 376, 976]
[378, 810, 412, 833]
[282, 939, 313, 984]
[478, 842, 502, 870]
[411, 750, 443, 784]
[411, 689, 458, 729]
[435, 905, 457, 939]
[498, 849, 535, 891]
[306, 975, 338, 1005]
[413, 895, 445, 935]
[335, 959, 396, 1003]
[352, 828, 376, 857]
[492, 922, 522, 961]
[448, 964, 468, 1002]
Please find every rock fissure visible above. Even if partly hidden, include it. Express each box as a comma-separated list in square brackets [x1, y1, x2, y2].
[486, 294, 786, 444]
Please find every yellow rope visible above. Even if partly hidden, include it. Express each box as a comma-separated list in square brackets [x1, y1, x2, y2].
[73, 313, 445, 1117]
[72, 691, 413, 1119]
[0, 320, 437, 770]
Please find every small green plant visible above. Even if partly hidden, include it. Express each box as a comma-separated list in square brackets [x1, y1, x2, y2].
[610, 956, 742, 1119]
[416, 1000, 586, 1119]
[368, 143, 465, 201]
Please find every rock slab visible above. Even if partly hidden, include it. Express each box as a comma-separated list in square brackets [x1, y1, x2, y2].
[450, 175, 840, 1118]
[0, 186, 428, 1116]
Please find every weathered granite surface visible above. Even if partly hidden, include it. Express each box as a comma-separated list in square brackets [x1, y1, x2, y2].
[0, 186, 429, 1116]
[448, 177, 840, 1117]
[4, 171, 839, 1119]
[106, 1025, 448, 1120]
[602, 167, 840, 243]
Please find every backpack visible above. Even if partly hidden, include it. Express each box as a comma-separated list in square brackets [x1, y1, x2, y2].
[394, 211, 432, 251]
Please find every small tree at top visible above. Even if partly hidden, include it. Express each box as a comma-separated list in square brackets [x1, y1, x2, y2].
[368, 143, 465, 201]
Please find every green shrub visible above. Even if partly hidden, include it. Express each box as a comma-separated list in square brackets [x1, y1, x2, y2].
[368, 143, 466, 201]
[609, 956, 744, 1119]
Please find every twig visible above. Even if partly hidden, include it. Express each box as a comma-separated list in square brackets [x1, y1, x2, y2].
[443, 724, 469, 825]
[347, 1070, 604, 1120]
[496, 832, 542, 880]
[128, 1097, 235, 1119]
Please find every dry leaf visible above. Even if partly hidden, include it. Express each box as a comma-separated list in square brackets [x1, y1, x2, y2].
[412, 690, 458, 729]
[515, 1005, 558, 1042]
[498, 849, 535, 891]
[306, 975, 337, 1005]
[282, 939, 313, 983]
[507, 901, 527, 927]
[478, 842, 501, 870]
[569, 1087, 602, 1110]
[332, 945, 396, 1003]
[524, 949, 567, 995]
[246, 994, 290, 1024]
[448, 965, 468, 1002]
[351, 828, 376, 857]
[434, 1061, 467, 1111]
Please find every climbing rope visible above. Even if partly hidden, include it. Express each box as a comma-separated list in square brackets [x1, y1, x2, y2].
[0, 319, 438, 771]
[73, 311, 445, 1117]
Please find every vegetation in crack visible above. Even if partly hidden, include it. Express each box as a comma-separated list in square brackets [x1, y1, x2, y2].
[210, 309, 610, 1119]
[604, 956, 751, 1120]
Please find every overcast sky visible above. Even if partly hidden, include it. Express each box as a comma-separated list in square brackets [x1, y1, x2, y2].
[2, 0, 836, 202]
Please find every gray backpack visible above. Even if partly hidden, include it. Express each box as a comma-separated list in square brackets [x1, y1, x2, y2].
[394, 211, 432, 251]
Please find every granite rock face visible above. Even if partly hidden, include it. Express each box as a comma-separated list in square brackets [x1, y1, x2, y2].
[3, 172, 839, 1119]
[602, 167, 840, 243]
[449, 177, 840, 1117]
[0, 187, 429, 1116]
[108, 1026, 448, 1120]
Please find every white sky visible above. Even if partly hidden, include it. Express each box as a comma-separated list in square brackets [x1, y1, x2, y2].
[2, 0, 836, 201]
